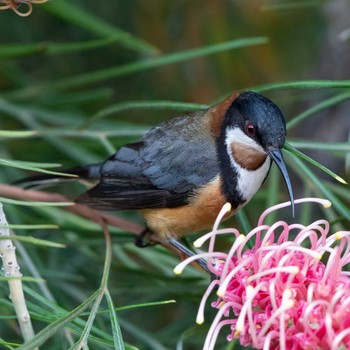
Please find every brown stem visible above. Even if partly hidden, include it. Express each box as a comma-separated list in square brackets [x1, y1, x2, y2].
[0, 184, 184, 260]
[0, 184, 142, 233]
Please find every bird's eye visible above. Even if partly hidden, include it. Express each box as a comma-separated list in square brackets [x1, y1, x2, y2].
[245, 122, 256, 137]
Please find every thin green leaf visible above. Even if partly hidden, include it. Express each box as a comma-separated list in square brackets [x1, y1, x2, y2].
[284, 142, 347, 184]
[80, 299, 178, 319]
[265, 166, 280, 225]
[0, 224, 58, 230]
[0, 99, 103, 164]
[69, 211, 113, 350]
[286, 154, 350, 221]
[0, 235, 65, 248]
[87, 100, 208, 126]
[252, 80, 350, 93]
[21, 37, 268, 93]
[17, 290, 100, 350]
[68, 292, 105, 350]
[0, 338, 18, 349]
[0, 314, 18, 320]
[287, 90, 350, 129]
[2, 160, 62, 168]
[0, 43, 47, 59]
[99, 135, 117, 154]
[0, 37, 129, 59]
[0, 130, 37, 138]
[299, 187, 314, 225]
[116, 299, 176, 312]
[235, 209, 252, 234]
[0, 197, 73, 207]
[327, 181, 350, 204]
[261, 1, 323, 12]
[43, 0, 158, 55]
[35, 128, 147, 139]
[47, 36, 125, 55]
[105, 290, 125, 350]
[0, 159, 77, 177]
[22, 286, 111, 335]
[224, 340, 237, 350]
[289, 140, 350, 153]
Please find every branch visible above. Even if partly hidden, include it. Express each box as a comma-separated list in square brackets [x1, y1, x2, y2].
[0, 203, 37, 348]
[0, 184, 183, 258]
[0, 184, 142, 233]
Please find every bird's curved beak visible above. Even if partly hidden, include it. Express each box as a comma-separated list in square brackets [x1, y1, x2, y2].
[267, 148, 295, 216]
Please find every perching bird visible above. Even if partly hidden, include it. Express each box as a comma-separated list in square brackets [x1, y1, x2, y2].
[18, 91, 294, 249]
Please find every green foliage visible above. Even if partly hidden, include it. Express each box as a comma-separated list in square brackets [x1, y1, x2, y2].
[0, 1, 349, 350]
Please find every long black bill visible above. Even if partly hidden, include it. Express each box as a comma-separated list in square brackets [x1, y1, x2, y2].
[267, 148, 295, 216]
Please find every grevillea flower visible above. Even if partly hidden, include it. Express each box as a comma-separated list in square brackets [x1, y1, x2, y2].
[174, 198, 350, 350]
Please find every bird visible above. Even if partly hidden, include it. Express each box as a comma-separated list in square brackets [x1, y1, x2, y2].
[18, 91, 294, 255]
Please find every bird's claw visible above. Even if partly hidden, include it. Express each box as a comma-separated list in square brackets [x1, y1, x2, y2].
[135, 228, 156, 247]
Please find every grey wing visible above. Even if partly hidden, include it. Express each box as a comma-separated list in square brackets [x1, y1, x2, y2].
[77, 112, 220, 210]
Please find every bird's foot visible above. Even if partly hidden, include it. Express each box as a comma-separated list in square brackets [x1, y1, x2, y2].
[135, 228, 156, 248]
[168, 238, 213, 276]
[135, 232, 215, 278]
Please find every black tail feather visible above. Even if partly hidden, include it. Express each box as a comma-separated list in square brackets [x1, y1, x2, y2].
[14, 163, 102, 188]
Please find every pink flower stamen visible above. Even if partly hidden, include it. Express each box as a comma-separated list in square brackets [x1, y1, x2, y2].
[207, 319, 235, 349]
[193, 227, 239, 248]
[217, 257, 252, 297]
[220, 234, 246, 283]
[333, 329, 350, 350]
[173, 252, 227, 275]
[196, 279, 219, 325]
[203, 301, 233, 350]
[174, 197, 350, 350]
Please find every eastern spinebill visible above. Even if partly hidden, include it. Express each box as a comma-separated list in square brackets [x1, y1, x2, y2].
[18, 91, 294, 246]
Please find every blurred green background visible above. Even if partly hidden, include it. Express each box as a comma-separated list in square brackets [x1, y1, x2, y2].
[0, 1, 349, 349]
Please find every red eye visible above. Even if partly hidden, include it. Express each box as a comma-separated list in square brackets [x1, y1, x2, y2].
[245, 122, 256, 137]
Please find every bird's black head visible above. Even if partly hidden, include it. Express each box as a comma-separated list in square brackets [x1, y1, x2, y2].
[226, 91, 287, 150]
[219, 91, 294, 214]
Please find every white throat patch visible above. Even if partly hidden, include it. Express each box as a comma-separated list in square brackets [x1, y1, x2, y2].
[225, 127, 271, 202]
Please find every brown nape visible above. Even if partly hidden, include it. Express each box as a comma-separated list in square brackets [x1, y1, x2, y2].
[209, 92, 239, 137]
[230, 142, 267, 171]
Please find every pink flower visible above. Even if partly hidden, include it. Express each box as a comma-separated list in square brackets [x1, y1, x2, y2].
[174, 198, 350, 350]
